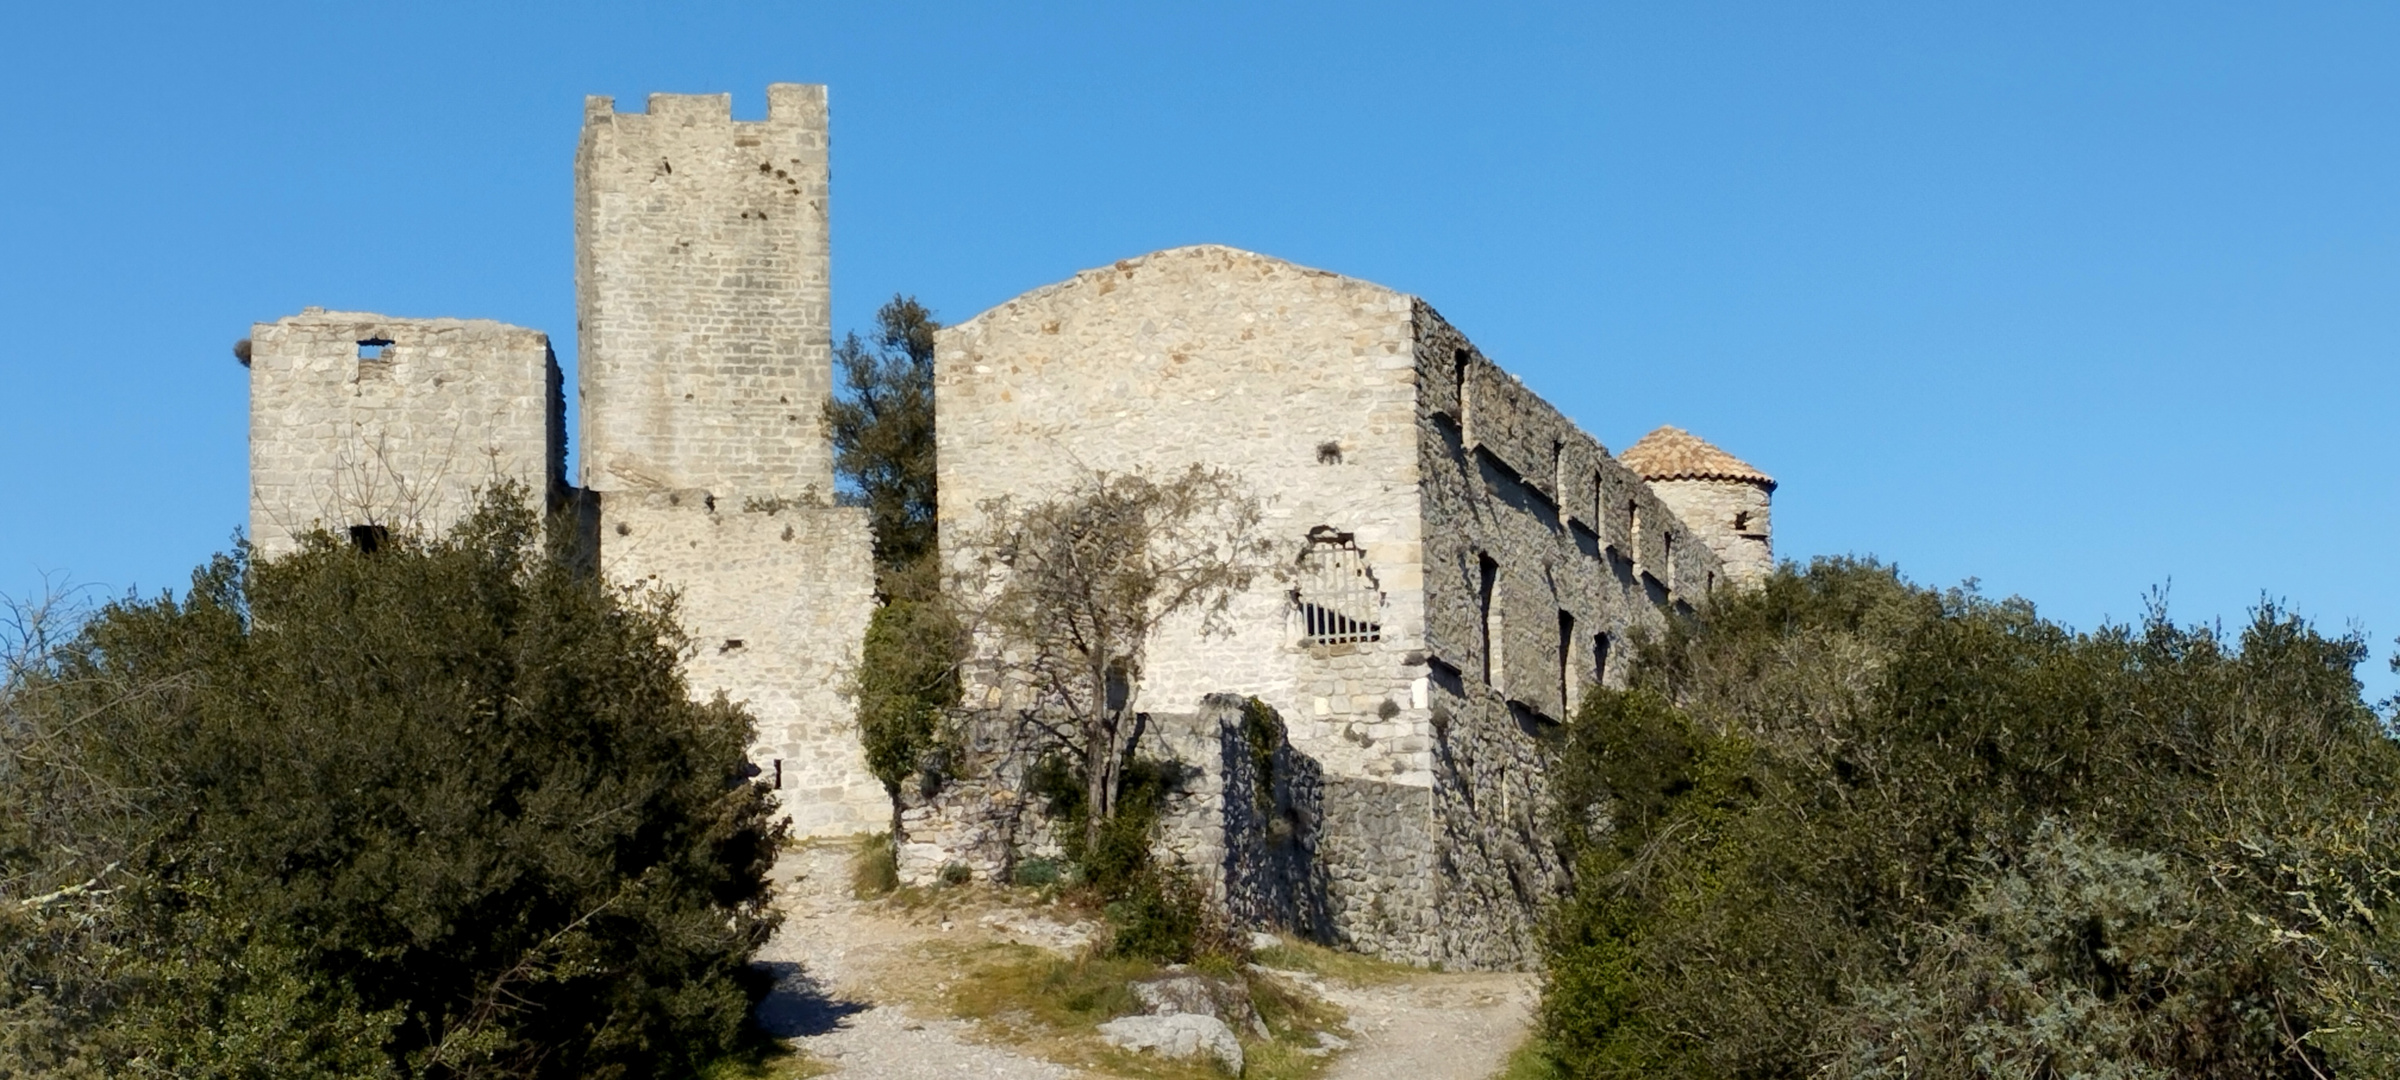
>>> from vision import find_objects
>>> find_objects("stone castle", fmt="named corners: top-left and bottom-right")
top-left (243, 84), bottom-right (1776, 969)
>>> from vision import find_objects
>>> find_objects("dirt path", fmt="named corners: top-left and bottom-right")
top-left (1306, 972), bottom-right (1535, 1080)
top-left (753, 843), bottom-right (1536, 1079)
top-left (753, 843), bottom-right (1082, 1079)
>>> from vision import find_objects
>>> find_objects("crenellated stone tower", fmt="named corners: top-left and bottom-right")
top-left (575, 86), bottom-right (884, 837)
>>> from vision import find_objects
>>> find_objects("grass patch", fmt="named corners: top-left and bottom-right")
top-left (699, 1043), bottom-right (834, 1079)
top-left (1249, 934), bottom-right (1427, 986)
top-left (1493, 1036), bottom-right (1562, 1080)
top-left (849, 832), bottom-right (900, 899)
top-left (897, 939), bottom-right (1345, 1080)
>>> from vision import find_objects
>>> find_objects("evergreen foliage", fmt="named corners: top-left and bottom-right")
top-left (829, 295), bottom-right (963, 801)
top-left (0, 492), bottom-right (784, 1078)
top-left (1540, 558), bottom-right (2400, 1079)
top-left (825, 295), bottom-right (940, 577)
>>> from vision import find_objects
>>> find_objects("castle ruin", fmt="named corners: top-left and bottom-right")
top-left (243, 84), bottom-right (1776, 968)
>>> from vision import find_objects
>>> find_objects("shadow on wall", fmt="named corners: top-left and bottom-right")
top-left (1200, 694), bottom-right (1335, 940)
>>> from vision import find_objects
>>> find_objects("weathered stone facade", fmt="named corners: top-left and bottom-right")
top-left (910, 246), bottom-right (1777, 968)
top-left (246, 85), bottom-right (882, 838)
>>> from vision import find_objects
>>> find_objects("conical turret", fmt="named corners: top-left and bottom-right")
top-left (1620, 426), bottom-right (1775, 588)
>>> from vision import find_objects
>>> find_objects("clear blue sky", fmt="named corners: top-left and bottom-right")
top-left (3, 2), bottom-right (2394, 701)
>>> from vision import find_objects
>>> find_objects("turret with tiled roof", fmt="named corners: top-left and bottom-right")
top-left (1622, 426), bottom-right (1776, 589)
top-left (1620, 425), bottom-right (1776, 490)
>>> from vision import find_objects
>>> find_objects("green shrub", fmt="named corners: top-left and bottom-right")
top-left (850, 834), bottom-right (901, 899)
top-left (1011, 857), bottom-right (1065, 887)
top-left (1538, 558), bottom-right (2400, 1079)
top-left (0, 489), bottom-right (784, 1078)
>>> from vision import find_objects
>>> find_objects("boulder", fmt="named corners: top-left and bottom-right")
top-left (1098, 1012), bottom-right (1244, 1074)
top-left (1132, 972), bottom-right (1268, 1039)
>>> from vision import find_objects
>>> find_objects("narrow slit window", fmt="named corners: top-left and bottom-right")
top-left (1558, 610), bottom-right (1578, 718)
top-left (1296, 528), bottom-right (1382, 645)
top-left (1593, 632), bottom-right (1612, 689)
top-left (1478, 554), bottom-right (1503, 691)
top-left (1454, 348), bottom-right (1471, 424)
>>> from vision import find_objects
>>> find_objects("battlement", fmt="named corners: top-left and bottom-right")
top-left (581, 83), bottom-right (827, 131)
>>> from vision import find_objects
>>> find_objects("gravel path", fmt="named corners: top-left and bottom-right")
top-left (1310, 972), bottom-right (1536, 1080)
top-left (752, 842), bottom-right (1536, 1079)
top-left (753, 844), bottom-right (1080, 1079)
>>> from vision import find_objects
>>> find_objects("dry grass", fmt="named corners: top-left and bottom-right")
top-left (1248, 933), bottom-right (1429, 987)
top-left (847, 832), bottom-right (900, 899)
top-left (700, 1044), bottom-right (835, 1080)
top-left (876, 938), bottom-right (1347, 1080)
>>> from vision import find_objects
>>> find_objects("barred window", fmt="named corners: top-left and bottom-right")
top-left (1297, 528), bottom-right (1382, 645)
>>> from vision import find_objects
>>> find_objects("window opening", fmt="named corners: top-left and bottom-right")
top-left (1105, 661), bottom-right (1132, 712)
top-left (1559, 610), bottom-right (1578, 718)
top-left (1593, 632), bottom-right (1613, 689)
top-left (1454, 348), bottom-right (1471, 420)
top-left (1478, 554), bottom-right (1503, 692)
top-left (772, 758), bottom-right (785, 789)
top-left (347, 524), bottom-right (388, 554)
top-left (1296, 527), bottom-right (1383, 645)
top-left (357, 337), bottom-right (394, 361)
top-left (1627, 501), bottom-right (1641, 561)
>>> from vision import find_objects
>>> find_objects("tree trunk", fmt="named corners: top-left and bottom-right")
top-left (1085, 662), bottom-right (1114, 852)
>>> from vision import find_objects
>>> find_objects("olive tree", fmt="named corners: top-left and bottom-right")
top-left (963, 465), bottom-right (1272, 848)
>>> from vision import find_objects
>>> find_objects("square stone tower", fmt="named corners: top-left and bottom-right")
top-left (576, 84), bottom-right (833, 496)
top-left (575, 86), bottom-right (883, 837)
top-left (247, 311), bottom-right (561, 558)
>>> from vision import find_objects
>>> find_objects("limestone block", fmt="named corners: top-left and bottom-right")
top-left (1097, 1014), bottom-right (1243, 1074)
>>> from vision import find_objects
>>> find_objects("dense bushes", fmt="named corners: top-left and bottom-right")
top-left (0, 493), bottom-right (784, 1078)
top-left (1540, 558), bottom-right (2400, 1078)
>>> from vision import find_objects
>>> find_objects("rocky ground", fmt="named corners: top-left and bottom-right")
top-left (752, 842), bottom-right (1536, 1079)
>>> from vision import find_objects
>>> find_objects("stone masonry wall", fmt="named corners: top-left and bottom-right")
top-left (1404, 304), bottom-right (1727, 969)
top-left (935, 246), bottom-right (1435, 785)
top-left (575, 84), bottom-right (880, 836)
top-left (249, 310), bottom-right (559, 557)
top-left (1647, 478), bottom-right (1774, 590)
top-left (576, 85), bottom-right (834, 497)
top-left (918, 248), bottom-right (1739, 970)
top-left (596, 492), bottom-right (884, 837)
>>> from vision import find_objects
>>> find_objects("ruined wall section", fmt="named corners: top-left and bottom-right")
top-left (1403, 303), bottom-right (1727, 969)
top-left (935, 246), bottom-right (1434, 784)
top-left (1414, 303), bottom-right (1718, 718)
top-left (576, 85), bottom-right (833, 496)
top-left (248, 310), bottom-right (559, 558)
top-left (599, 495), bottom-right (883, 835)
